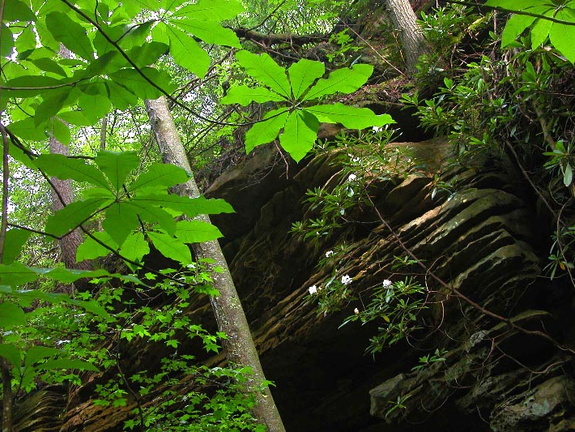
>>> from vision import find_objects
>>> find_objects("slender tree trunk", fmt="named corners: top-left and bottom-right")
top-left (385, 0), bottom-right (427, 74)
top-left (145, 96), bottom-right (286, 432)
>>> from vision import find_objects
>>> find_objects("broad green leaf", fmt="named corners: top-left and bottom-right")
top-left (126, 202), bottom-right (176, 235)
top-left (279, 111), bottom-right (319, 162)
top-left (25, 346), bottom-right (60, 367)
top-left (288, 59), bottom-right (325, 99)
top-left (45, 198), bottom-right (110, 236)
top-left (119, 231), bottom-right (149, 264)
top-left (95, 151), bottom-right (140, 192)
top-left (175, 220), bottom-right (222, 243)
top-left (165, 25), bottom-right (210, 77)
top-left (49, 118), bottom-right (72, 145)
top-left (564, 163), bottom-right (573, 187)
top-left (30, 57), bottom-right (68, 77)
top-left (4, 0), bottom-right (36, 21)
top-left (149, 232), bottom-right (192, 266)
top-left (8, 118), bottom-right (46, 141)
top-left (103, 203), bottom-right (140, 246)
top-left (35, 154), bottom-right (110, 189)
top-left (45, 12), bottom-right (94, 60)
top-left (530, 18), bottom-right (552, 49)
top-left (108, 68), bottom-right (175, 100)
top-left (304, 64), bottom-right (373, 100)
top-left (1, 26), bottom-right (14, 57)
top-left (39, 358), bottom-right (99, 372)
top-left (106, 81), bottom-right (139, 110)
top-left (0, 302), bottom-right (27, 328)
top-left (236, 51), bottom-right (291, 97)
top-left (173, 18), bottom-right (241, 48)
top-left (77, 232), bottom-right (117, 261)
top-left (57, 110), bottom-right (92, 126)
top-left (2, 75), bottom-right (64, 97)
top-left (129, 163), bottom-right (190, 192)
top-left (0, 344), bottom-right (21, 368)
top-left (3, 229), bottom-right (33, 265)
top-left (78, 93), bottom-right (112, 124)
top-left (119, 21), bottom-right (155, 50)
top-left (221, 85), bottom-right (286, 106)
top-left (133, 194), bottom-right (234, 217)
top-left (126, 42), bottom-right (169, 68)
top-left (34, 91), bottom-right (70, 125)
top-left (307, 104), bottom-right (395, 129)
top-left (14, 26), bottom-right (36, 54)
top-left (245, 108), bottom-right (290, 153)
top-left (550, 11), bottom-right (575, 63)
top-left (171, 0), bottom-right (244, 21)
top-left (44, 267), bottom-right (112, 283)
top-left (501, 14), bottom-right (536, 47)
top-left (69, 298), bottom-right (112, 319)
top-left (0, 263), bottom-right (38, 286)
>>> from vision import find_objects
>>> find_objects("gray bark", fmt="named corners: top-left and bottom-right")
top-left (145, 96), bottom-right (286, 432)
top-left (385, 0), bottom-right (427, 74)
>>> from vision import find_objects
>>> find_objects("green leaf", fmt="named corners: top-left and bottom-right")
top-left (501, 14), bottom-right (536, 47)
top-left (172, 18), bottom-right (241, 48)
top-left (45, 198), bottom-right (110, 236)
top-left (45, 12), bottom-right (94, 60)
top-left (530, 18), bottom-right (552, 48)
top-left (70, 298), bottom-right (111, 319)
top-left (2, 75), bottom-right (64, 97)
top-left (175, 220), bottom-right (222, 243)
top-left (30, 57), bottom-right (68, 77)
top-left (78, 93), bottom-right (112, 124)
top-left (149, 232), bottom-right (192, 266)
top-left (39, 358), bottom-right (99, 372)
top-left (77, 232), bottom-right (117, 261)
top-left (245, 108), bottom-right (289, 153)
top-left (171, 0), bottom-right (244, 21)
top-left (3, 229), bottom-right (33, 265)
top-left (304, 64), bottom-right (373, 100)
top-left (1, 26), bottom-right (14, 57)
top-left (279, 111), bottom-right (319, 162)
top-left (119, 231), bottom-right (149, 264)
top-left (165, 25), bottom-right (211, 77)
top-left (8, 118), bottom-right (47, 141)
top-left (0, 263), bottom-right (38, 286)
top-left (95, 151), bottom-right (140, 192)
top-left (0, 344), bottom-right (22, 368)
top-left (48, 118), bottom-right (72, 145)
top-left (221, 85), bottom-right (286, 106)
top-left (129, 163), bottom-right (190, 192)
top-left (126, 202), bottom-right (177, 235)
top-left (132, 194), bottom-right (234, 217)
top-left (126, 42), bottom-right (169, 68)
top-left (35, 154), bottom-right (110, 189)
top-left (0, 302), bottom-right (27, 328)
top-left (236, 51), bottom-right (291, 97)
top-left (307, 104), bottom-right (395, 129)
top-left (108, 68), bottom-right (175, 100)
top-left (288, 59), bottom-right (325, 99)
top-left (564, 163), bottom-right (573, 187)
top-left (549, 20), bottom-right (575, 63)
top-left (34, 91), bottom-right (70, 125)
top-left (25, 346), bottom-right (60, 367)
top-left (103, 203), bottom-right (140, 246)
top-left (106, 81), bottom-right (139, 110)
top-left (4, 0), bottom-right (36, 21)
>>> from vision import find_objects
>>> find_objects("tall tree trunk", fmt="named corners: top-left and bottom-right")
top-left (145, 96), bottom-right (286, 432)
top-left (385, 0), bottom-right (427, 74)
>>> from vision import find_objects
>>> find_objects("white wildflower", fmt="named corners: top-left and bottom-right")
top-left (308, 285), bottom-right (318, 295)
top-left (325, 250), bottom-right (334, 258)
top-left (347, 173), bottom-right (357, 182)
top-left (382, 279), bottom-right (393, 287)
top-left (354, 307), bottom-right (360, 315)
top-left (341, 275), bottom-right (353, 285)
top-left (372, 126), bottom-right (383, 133)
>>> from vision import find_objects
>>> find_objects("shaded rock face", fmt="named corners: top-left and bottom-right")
top-left (20, 138), bottom-right (573, 431)
top-left (204, 138), bottom-right (571, 432)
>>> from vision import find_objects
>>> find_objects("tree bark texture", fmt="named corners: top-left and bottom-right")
top-left (145, 96), bottom-right (286, 432)
top-left (385, 0), bottom-right (427, 74)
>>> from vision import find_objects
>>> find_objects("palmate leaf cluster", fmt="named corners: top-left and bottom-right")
top-left (222, 51), bottom-right (394, 161)
top-left (487, 0), bottom-right (575, 62)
